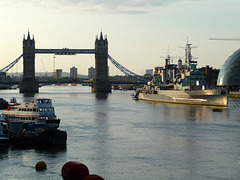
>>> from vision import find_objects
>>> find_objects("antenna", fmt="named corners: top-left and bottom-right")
top-left (166, 46), bottom-right (172, 57)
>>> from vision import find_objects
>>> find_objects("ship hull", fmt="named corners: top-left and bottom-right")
top-left (137, 89), bottom-right (228, 107)
top-left (9, 130), bottom-right (67, 147)
top-left (0, 137), bottom-right (9, 146)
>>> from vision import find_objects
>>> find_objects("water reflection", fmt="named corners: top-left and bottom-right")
top-left (95, 93), bottom-right (108, 100)
top-left (149, 102), bottom-right (228, 122)
top-left (0, 146), bottom-right (9, 160)
top-left (93, 94), bottom-right (110, 176)
top-left (10, 145), bottom-right (66, 153)
top-left (23, 93), bottom-right (35, 98)
top-left (34, 146), bottom-right (67, 157)
top-left (183, 106), bottom-right (205, 121)
top-left (22, 93), bottom-right (36, 103)
top-left (181, 137), bottom-right (199, 179)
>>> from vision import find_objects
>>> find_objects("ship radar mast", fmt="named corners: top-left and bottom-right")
top-left (160, 47), bottom-right (176, 68)
top-left (180, 37), bottom-right (198, 69)
top-left (160, 47), bottom-right (177, 83)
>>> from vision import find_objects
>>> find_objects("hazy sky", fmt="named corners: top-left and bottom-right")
top-left (0, 0), bottom-right (239, 76)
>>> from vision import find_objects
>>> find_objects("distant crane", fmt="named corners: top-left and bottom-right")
top-left (41, 58), bottom-right (48, 76)
top-left (209, 38), bottom-right (240, 41)
top-left (53, 55), bottom-right (56, 78)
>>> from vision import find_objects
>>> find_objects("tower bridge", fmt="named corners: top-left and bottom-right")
top-left (20, 31), bottom-right (111, 93)
top-left (0, 31), bottom-right (148, 93)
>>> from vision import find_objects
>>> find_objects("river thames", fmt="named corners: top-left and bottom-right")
top-left (0, 85), bottom-right (240, 179)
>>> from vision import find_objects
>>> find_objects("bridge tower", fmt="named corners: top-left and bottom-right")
top-left (92, 32), bottom-right (111, 92)
top-left (20, 32), bottom-right (39, 93)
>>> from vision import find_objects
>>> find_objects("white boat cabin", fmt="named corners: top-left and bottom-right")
top-left (2, 98), bottom-right (57, 122)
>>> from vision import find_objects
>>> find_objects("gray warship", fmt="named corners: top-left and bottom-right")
top-left (134, 41), bottom-right (228, 107)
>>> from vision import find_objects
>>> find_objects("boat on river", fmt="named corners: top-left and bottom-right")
top-left (134, 85), bottom-right (227, 107)
top-left (9, 97), bottom-right (21, 107)
top-left (1, 98), bottom-right (67, 146)
top-left (134, 41), bottom-right (228, 107)
top-left (0, 116), bottom-right (9, 145)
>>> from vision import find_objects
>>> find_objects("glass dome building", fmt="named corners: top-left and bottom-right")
top-left (217, 49), bottom-right (240, 86)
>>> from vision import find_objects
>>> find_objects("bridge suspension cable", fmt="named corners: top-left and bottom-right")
top-left (0, 53), bottom-right (149, 83)
top-left (108, 54), bottom-right (149, 82)
top-left (0, 54), bottom-right (23, 72)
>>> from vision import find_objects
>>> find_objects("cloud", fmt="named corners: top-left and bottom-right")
top-left (1, 0), bottom-right (179, 14)
top-left (71, 0), bottom-right (179, 14)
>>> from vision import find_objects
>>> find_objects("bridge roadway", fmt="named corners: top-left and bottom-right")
top-left (35, 49), bottom-right (96, 55)
top-left (0, 81), bottom-right (147, 85)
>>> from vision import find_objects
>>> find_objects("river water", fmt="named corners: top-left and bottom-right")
top-left (0, 85), bottom-right (240, 180)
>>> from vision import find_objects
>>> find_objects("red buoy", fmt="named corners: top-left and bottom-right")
top-left (61, 161), bottom-right (89, 180)
top-left (82, 174), bottom-right (104, 180)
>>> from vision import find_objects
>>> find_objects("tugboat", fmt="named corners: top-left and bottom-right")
top-left (2, 98), bottom-right (67, 146)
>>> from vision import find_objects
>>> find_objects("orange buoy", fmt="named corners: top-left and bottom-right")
top-left (82, 174), bottom-right (105, 180)
top-left (35, 161), bottom-right (47, 171)
top-left (61, 161), bottom-right (89, 180)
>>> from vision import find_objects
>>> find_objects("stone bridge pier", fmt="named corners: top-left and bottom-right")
top-left (20, 32), bottom-right (39, 93)
top-left (92, 32), bottom-right (111, 93)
